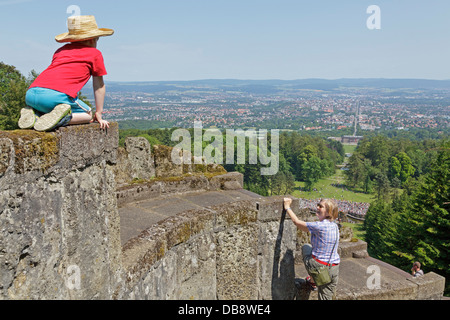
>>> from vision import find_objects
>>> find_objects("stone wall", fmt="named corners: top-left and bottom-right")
top-left (119, 196), bottom-right (299, 300)
top-left (113, 137), bottom-right (227, 186)
top-left (114, 136), bottom-right (234, 206)
top-left (0, 124), bottom-right (123, 300)
top-left (0, 125), bottom-right (298, 300)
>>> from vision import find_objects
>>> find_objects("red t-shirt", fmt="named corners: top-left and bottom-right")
top-left (29, 43), bottom-right (107, 98)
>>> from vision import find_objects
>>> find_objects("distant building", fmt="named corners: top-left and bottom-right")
top-left (328, 136), bottom-right (364, 144)
top-left (341, 136), bottom-right (364, 144)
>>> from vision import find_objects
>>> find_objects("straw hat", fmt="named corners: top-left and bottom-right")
top-left (55, 15), bottom-right (114, 43)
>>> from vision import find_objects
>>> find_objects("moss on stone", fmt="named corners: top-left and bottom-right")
top-left (0, 130), bottom-right (60, 174)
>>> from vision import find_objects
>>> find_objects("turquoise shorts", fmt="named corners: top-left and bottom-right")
top-left (26, 87), bottom-right (92, 114)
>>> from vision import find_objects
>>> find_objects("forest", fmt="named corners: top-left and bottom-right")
top-left (347, 135), bottom-right (449, 296)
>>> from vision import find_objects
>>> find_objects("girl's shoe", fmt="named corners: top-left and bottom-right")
top-left (34, 104), bottom-right (72, 132)
top-left (18, 107), bottom-right (38, 129)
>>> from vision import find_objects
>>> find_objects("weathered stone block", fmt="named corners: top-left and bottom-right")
top-left (153, 144), bottom-right (183, 178)
top-left (175, 233), bottom-right (217, 300)
top-left (408, 272), bottom-right (446, 300)
top-left (0, 124), bottom-right (122, 300)
top-left (258, 218), bottom-right (297, 300)
top-left (124, 137), bottom-right (155, 181)
top-left (179, 209), bottom-right (215, 238)
top-left (339, 239), bottom-right (368, 259)
top-left (116, 181), bottom-right (162, 206)
top-left (0, 131), bottom-right (59, 176)
top-left (215, 224), bottom-right (259, 300)
top-left (58, 123), bottom-right (118, 169)
top-left (257, 195), bottom-right (299, 222)
top-left (121, 226), bottom-right (167, 288)
top-left (209, 171), bottom-right (243, 191)
top-left (214, 200), bottom-right (258, 229)
top-left (159, 175), bottom-right (209, 195)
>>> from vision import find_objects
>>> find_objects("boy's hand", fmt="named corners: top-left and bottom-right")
top-left (92, 112), bottom-right (110, 129)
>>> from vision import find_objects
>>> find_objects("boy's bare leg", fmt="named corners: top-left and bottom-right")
top-left (69, 112), bottom-right (92, 125)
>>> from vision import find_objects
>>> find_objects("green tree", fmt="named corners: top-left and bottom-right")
top-left (294, 144), bottom-right (317, 180)
top-left (403, 143), bottom-right (449, 295)
top-left (0, 62), bottom-right (31, 130)
top-left (346, 153), bottom-right (374, 193)
top-left (397, 152), bottom-right (415, 183)
top-left (390, 152), bottom-right (415, 185)
top-left (267, 153), bottom-right (296, 196)
top-left (374, 172), bottom-right (390, 201)
top-left (389, 156), bottom-right (402, 181)
top-left (283, 171), bottom-right (296, 195)
top-left (366, 141), bottom-right (449, 296)
top-left (345, 153), bottom-right (365, 188)
top-left (138, 133), bottom-right (162, 147)
top-left (301, 155), bottom-right (323, 191)
top-left (268, 171), bottom-right (285, 196)
top-left (362, 158), bottom-right (375, 193)
top-left (361, 136), bottom-right (391, 171)
top-left (364, 200), bottom-right (398, 262)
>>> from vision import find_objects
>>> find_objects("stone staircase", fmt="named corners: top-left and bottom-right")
top-left (294, 240), bottom-right (445, 300)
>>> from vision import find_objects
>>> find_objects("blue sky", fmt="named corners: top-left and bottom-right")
top-left (1, 0), bottom-right (449, 81)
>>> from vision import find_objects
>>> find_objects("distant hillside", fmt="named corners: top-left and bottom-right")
top-left (99, 78), bottom-right (450, 95)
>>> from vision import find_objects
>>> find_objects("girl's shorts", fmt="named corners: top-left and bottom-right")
top-left (26, 87), bottom-right (92, 114)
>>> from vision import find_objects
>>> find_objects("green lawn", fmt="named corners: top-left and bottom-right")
top-left (342, 222), bottom-right (366, 241)
top-left (292, 143), bottom-right (369, 242)
top-left (291, 143), bottom-right (375, 203)
top-left (343, 144), bottom-right (357, 154)
top-left (291, 169), bottom-right (375, 203)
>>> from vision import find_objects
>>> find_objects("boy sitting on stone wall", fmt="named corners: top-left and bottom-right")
top-left (19, 15), bottom-right (113, 131)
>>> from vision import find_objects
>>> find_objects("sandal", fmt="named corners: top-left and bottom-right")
top-left (18, 107), bottom-right (38, 129)
top-left (33, 104), bottom-right (72, 132)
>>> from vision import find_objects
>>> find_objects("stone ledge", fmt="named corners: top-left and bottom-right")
top-left (339, 239), bottom-right (368, 259)
top-left (256, 195), bottom-right (300, 222)
top-left (295, 255), bottom-right (446, 300)
top-left (116, 172), bottom-right (244, 206)
top-left (58, 123), bottom-right (118, 168)
top-left (121, 200), bottom-right (257, 288)
top-left (114, 137), bottom-right (228, 186)
top-left (407, 272), bottom-right (446, 300)
top-left (0, 123), bottom-right (118, 181)
top-left (119, 193), bottom-right (297, 300)
top-left (0, 130), bottom-right (60, 176)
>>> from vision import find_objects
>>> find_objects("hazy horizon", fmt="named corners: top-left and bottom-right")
top-left (103, 77), bottom-right (450, 83)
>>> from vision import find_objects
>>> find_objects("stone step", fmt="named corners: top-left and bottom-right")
top-left (119, 188), bottom-right (263, 245)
